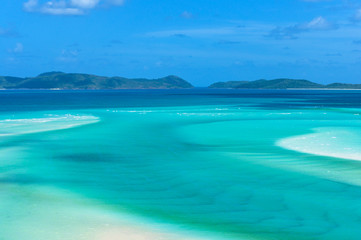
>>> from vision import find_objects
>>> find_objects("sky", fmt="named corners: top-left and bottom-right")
top-left (1, 0), bottom-right (361, 86)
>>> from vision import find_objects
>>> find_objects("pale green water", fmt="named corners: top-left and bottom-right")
top-left (1, 89), bottom-right (361, 239)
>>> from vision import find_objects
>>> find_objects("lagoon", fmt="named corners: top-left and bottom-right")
top-left (1, 89), bottom-right (361, 240)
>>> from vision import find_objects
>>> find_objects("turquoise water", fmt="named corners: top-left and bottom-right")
top-left (1, 89), bottom-right (361, 240)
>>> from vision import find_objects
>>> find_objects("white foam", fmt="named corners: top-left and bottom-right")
top-left (0, 114), bottom-right (99, 137)
top-left (277, 127), bottom-right (361, 161)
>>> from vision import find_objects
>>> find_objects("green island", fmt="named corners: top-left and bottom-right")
top-left (1, 73), bottom-right (361, 89)
top-left (209, 78), bottom-right (361, 89)
top-left (0, 72), bottom-right (193, 89)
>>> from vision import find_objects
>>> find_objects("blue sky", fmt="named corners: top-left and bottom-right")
top-left (1, 0), bottom-right (361, 86)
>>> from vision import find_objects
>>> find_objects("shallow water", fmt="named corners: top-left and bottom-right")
top-left (1, 89), bottom-right (361, 240)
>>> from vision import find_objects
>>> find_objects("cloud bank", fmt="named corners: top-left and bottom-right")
top-left (267, 16), bottom-right (337, 39)
top-left (23, 0), bottom-right (125, 15)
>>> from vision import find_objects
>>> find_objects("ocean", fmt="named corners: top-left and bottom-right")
top-left (1, 89), bottom-right (361, 240)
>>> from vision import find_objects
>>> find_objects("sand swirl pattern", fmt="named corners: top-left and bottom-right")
top-left (1, 90), bottom-right (361, 240)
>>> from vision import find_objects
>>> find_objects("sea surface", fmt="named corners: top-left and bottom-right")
top-left (1, 89), bottom-right (361, 240)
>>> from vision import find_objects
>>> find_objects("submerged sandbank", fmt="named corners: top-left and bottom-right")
top-left (0, 184), bottom-right (233, 240)
top-left (0, 113), bottom-right (99, 137)
top-left (277, 127), bottom-right (361, 161)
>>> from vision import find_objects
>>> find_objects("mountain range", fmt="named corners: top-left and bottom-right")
top-left (0, 73), bottom-right (360, 89)
top-left (0, 72), bottom-right (193, 89)
top-left (209, 78), bottom-right (361, 89)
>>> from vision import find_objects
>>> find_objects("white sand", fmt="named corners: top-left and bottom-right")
top-left (0, 184), bottom-right (213, 240)
top-left (277, 127), bottom-right (361, 161)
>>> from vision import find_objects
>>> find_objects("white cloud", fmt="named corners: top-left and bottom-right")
top-left (57, 49), bottom-right (79, 62)
top-left (181, 11), bottom-right (193, 19)
top-left (70, 0), bottom-right (99, 9)
top-left (23, 0), bottom-right (124, 15)
top-left (267, 17), bottom-right (337, 39)
top-left (42, 7), bottom-right (83, 15)
top-left (353, 9), bottom-right (361, 21)
top-left (14, 43), bottom-right (24, 53)
top-left (106, 0), bottom-right (124, 5)
top-left (23, 0), bottom-right (38, 11)
top-left (23, 0), bottom-right (84, 15)
top-left (147, 27), bottom-right (237, 38)
top-left (0, 27), bottom-right (18, 37)
top-left (8, 43), bottom-right (24, 54)
top-left (303, 17), bottom-right (335, 30)
top-left (301, 0), bottom-right (329, 2)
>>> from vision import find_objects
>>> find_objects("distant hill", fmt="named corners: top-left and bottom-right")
top-left (0, 72), bottom-right (194, 89)
top-left (325, 83), bottom-right (361, 89)
top-left (2, 73), bottom-right (360, 90)
top-left (209, 78), bottom-right (361, 89)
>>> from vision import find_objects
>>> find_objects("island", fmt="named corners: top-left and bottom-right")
top-left (0, 72), bottom-right (194, 89)
top-left (209, 78), bottom-right (361, 89)
top-left (1, 73), bottom-right (361, 90)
